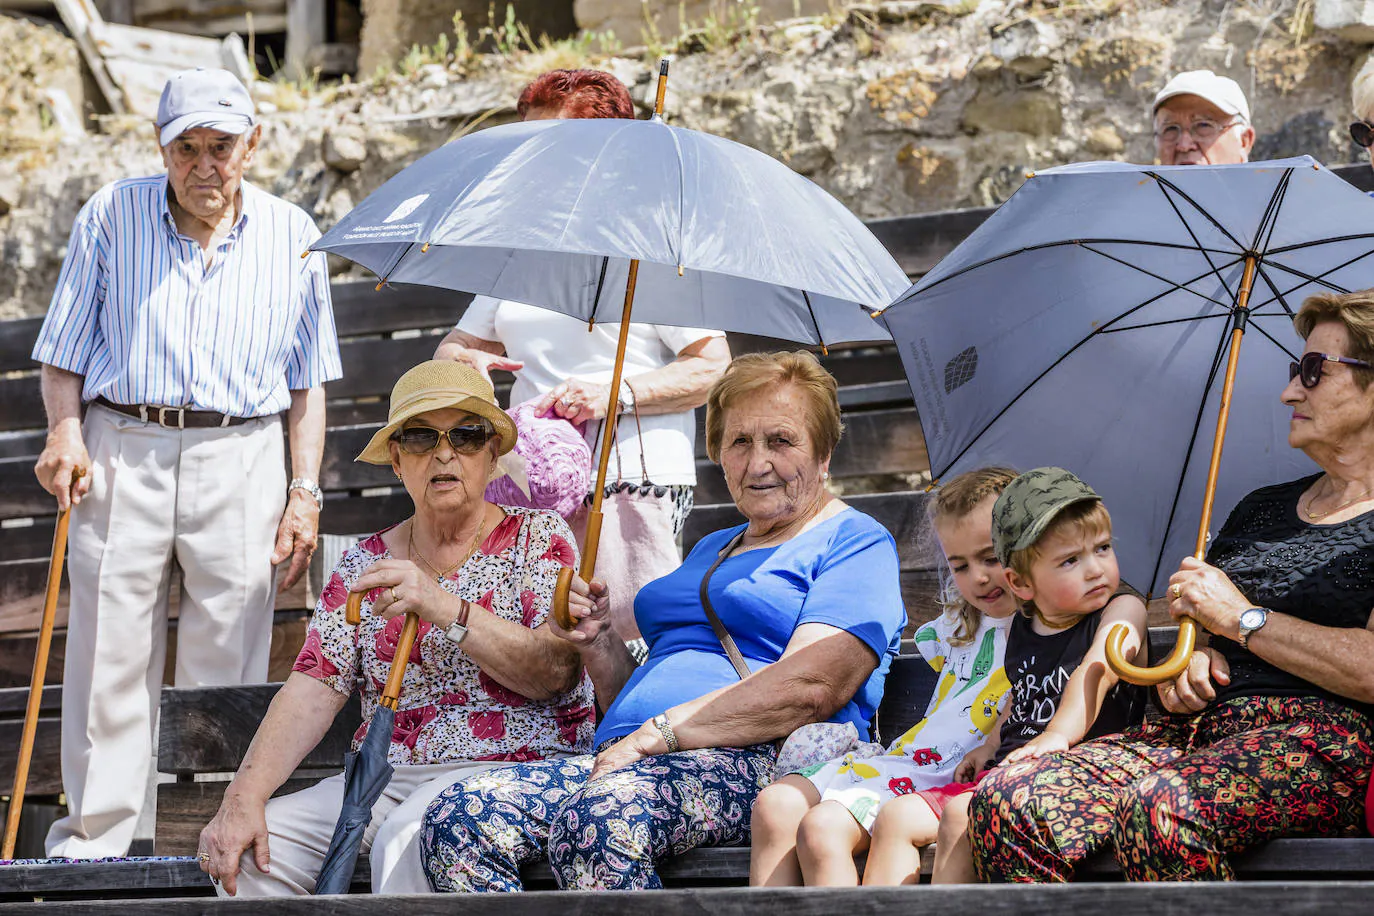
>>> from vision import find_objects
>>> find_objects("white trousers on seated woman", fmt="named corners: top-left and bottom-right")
top-left (223, 760), bottom-right (500, 896)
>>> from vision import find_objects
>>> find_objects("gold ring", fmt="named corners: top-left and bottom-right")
top-left (198, 853), bottom-right (210, 862)
top-left (390, 587), bottom-right (399, 603)
top-left (1171, 583), bottom-right (1182, 599)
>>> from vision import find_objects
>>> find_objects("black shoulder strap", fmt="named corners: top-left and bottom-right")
top-left (698, 531), bottom-right (751, 681)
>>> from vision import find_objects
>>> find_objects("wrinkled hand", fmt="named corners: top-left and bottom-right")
top-left (588, 721), bottom-right (663, 782)
top-left (1167, 557), bottom-right (1252, 642)
top-left (34, 421), bottom-right (90, 511)
top-left (1157, 647), bottom-right (1231, 714)
top-left (198, 790), bottom-right (270, 896)
top-left (353, 558), bottom-right (462, 628)
top-left (537, 378), bottom-right (611, 424)
top-left (272, 490), bottom-right (319, 592)
top-left (460, 349), bottom-right (525, 380)
top-left (1001, 731), bottom-right (1069, 767)
top-left (954, 745), bottom-right (992, 783)
top-left (546, 576), bottom-right (613, 648)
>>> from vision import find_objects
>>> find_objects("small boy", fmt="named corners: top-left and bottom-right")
top-left (929, 467), bottom-right (1149, 882)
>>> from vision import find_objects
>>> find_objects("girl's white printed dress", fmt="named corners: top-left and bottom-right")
top-left (799, 613), bottom-right (1013, 830)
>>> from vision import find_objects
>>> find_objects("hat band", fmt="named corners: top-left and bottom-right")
top-left (389, 386), bottom-right (492, 422)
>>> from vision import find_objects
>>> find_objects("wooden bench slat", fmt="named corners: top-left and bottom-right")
top-left (330, 284), bottom-right (471, 338)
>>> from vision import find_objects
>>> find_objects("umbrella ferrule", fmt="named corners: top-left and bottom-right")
top-left (1232, 305), bottom-right (1251, 332)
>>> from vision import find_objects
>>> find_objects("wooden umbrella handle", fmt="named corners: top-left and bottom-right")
top-left (4, 466), bottom-right (85, 860)
top-left (341, 591), bottom-right (418, 711)
top-left (552, 511), bottom-right (602, 631)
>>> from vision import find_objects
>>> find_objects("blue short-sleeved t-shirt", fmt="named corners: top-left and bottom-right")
top-left (595, 508), bottom-right (907, 746)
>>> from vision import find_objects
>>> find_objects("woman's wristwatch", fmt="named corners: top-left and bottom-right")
top-left (651, 713), bottom-right (679, 753)
top-left (1237, 606), bottom-right (1269, 649)
top-left (443, 599), bottom-right (473, 646)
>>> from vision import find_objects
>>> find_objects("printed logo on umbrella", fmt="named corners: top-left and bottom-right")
top-left (384, 194), bottom-right (430, 224)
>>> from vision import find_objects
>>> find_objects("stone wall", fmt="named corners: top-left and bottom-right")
top-left (358, 0), bottom-right (579, 73)
top-left (3, 0), bottom-right (1373, 318)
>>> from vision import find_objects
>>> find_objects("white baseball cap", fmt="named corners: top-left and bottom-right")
top-left (155, 68), bottom-right (256, 147)
top-left (1152, 70), bottom-right (1251, 123)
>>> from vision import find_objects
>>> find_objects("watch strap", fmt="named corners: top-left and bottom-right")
top-left (289, 477), bottom-right (323, 506)
top-left (652, 713), bottom-right (680, 753)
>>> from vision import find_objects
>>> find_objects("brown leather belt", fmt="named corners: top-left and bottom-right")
top-left (94, 396), bottom-right (253, 429)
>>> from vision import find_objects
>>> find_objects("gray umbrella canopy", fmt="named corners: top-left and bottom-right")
top-left (880, 157), bottom-right (1374, 597)
top-left (313, 116), bottom-right (908, 346)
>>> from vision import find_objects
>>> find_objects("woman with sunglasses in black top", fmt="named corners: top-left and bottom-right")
top-left (970, 290), bottom-right (1374, 882)
top-left (199, 360), bottom-right (600, 896)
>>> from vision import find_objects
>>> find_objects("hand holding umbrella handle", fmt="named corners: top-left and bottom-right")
top-left (1106, 618), bottom-right (1197, 686)
top-left (4, 466), bottom-right (85, 860)
top-left (553, 511), bottom-right (602, 631)
top-left (341, 591), bottom-right (419, 709)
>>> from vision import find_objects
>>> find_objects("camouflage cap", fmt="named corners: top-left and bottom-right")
top-left (991, 467), bottom-right (1101, 566)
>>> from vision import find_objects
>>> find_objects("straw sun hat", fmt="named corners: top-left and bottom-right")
top-left (357, 360), bottom-right (518, 465)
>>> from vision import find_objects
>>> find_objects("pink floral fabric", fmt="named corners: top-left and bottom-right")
top-left (292, 506), bottom-right (595, 766)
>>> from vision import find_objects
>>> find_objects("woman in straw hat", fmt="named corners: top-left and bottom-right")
top-left (197, 361), bottom-right (597, 896)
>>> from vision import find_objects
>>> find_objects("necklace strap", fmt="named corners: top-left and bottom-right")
top-left (1032, 606), bottom-right (1076, 631)
top-left (409, 515), bottom-right (487, 581)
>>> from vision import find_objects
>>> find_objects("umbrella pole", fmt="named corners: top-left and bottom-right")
top-left (553, 260), bottom-right (642, 630)
top-left (3, 468), bottom-right (84, 859)
top-left (1106, 255), bottom-right (1258, 686)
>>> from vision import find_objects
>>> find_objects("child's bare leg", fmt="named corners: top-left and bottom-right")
top-left (861, 794), bottom-right (940, 886)
top-left (796, 800), bottom-right (869, 887)
top-left (750, 775), bottom-right (821, 886)
top-left (931, 791), bottom-right (977, 884)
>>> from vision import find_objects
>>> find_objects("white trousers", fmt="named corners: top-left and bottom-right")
top-left (225, 760), bottom-right (502, 896)
top-left (46, 404), bottom-right (285, 857)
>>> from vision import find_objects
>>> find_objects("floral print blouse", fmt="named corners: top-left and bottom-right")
top-left (292, 506), bottom-right (596, 766)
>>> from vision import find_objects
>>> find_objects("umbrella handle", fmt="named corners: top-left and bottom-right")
top-left (4, 466), bottom-right (85, 860)
top-left (345, 591), bottom-right (363, 626)
top-left (552, 510), bottom-right (603, 631)
top-left (1105, 618), bottom-right (1197, 686)
top-left (380, 612), bottom-right (421, 710)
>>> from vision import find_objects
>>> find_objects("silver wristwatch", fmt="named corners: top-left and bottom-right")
top-left (1237, 607), bottom-right (1269, 649)
top-left (288, 477), bottom-right (323, 506)
top-left (443, 618), bottom-right (471, 645)
top-left (616, 380), bottom-right (636, 415)
top-left (651, 713), bottom-right (679, 753)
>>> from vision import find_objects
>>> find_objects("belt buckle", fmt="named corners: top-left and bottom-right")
top-left (157, 406), bottom-right (186, 429)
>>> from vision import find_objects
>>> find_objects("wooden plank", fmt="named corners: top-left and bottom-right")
top-left (155, 776), bottom-right (334, 856)
top-left (0, 317), bottom-right (43, 373)
top-left (0, 684), bottom-right (61, 718)
top-left (326, 334), bottom-right (449, 401)
top-left (330, 284), bottom-right (471, 338)
top-left (0, 717), bottom-right (62, 794)
top-left (157, 683), bottom-right (361, 774)
top-left (0, 375), bottom-right (44, 432)
top-left (52, 0), bottom-right (126, 115)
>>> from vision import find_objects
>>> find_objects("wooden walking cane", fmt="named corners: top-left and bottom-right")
top-left (344, 593), bottom-right (419, 710)
top-left (551, 60), bottom-right (671, 631)
top-left (1105, 255), bottom-right (1259, 686)
top-left (4, 466), bottom-right (86, 859)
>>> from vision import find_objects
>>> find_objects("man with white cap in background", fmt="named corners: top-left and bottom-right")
top-left (31, 67), bottom-right (342, 857)
top-left (1151, 69), bottom-right (1256, 166)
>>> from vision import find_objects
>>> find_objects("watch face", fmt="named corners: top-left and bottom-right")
top-left (1240, 608), bottom-right (1266, 629)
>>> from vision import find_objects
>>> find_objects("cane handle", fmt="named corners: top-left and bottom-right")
top-left (345, 591), bottom-right (363, 626)
top-left (1106, 617), bottom-right (1197, 686)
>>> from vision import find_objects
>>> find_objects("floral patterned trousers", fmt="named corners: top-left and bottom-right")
top-left (969, 696), bottom-right (1373, 881)
top-left (421, 744), bottom-right (776, 891)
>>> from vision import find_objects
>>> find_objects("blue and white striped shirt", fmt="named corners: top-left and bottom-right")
top-left (32, 176), bottom-right (342, 417)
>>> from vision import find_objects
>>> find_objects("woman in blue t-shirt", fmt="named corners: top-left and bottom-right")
top-left (419, 351), bottom-right (907, 892)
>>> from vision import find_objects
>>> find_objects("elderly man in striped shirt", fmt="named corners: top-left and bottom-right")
top-left (30, 68), bottom-right (343, 857)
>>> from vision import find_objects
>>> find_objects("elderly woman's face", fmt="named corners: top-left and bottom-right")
top-left (719, 384), bottom-right (831, 528)
top-left (1283, 321), bottom-right (1374, 453)
top-left (390, 407), bottom-right (497, 513)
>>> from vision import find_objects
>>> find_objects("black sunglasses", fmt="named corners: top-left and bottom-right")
top-left (1350, 119), bottom-right (1374, 149)
top-left (391, 423), bottom-right (493, 455)
top-left (1288, 351), bottom-right (1374, 389)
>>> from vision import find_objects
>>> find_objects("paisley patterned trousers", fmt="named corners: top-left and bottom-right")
top-left (421, 744), bottom-right (776, 891)
top-left (969, 696), bottom-right (1373, 881)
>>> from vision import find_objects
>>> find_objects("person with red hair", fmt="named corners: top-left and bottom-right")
top-left (517, 69), bottom-right (636, 120)
top-left (434, 69), bottom-right (730, 664)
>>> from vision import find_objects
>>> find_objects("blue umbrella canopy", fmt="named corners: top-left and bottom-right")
top-left (879, 157), bottom-right (1374, 599)
top-left (312, 116), bottom-right (909, 346)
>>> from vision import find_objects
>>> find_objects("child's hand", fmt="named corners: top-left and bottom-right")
top-left (1001, 731), bottom-right (1070, 766)
top-left (954, 746), bottom-right (991, 783)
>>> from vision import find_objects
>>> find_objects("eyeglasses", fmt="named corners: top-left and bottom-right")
top-left (1350, 119), bottom-right (1374, 149)
top-left (1288, 351), bottom-right (1374, 389)
top-left (1154, 118), bottom-right (1240, 146)
top-left (391, 423), bottom-right (493, 455)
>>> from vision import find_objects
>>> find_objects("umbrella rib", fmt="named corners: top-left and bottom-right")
top-left (899, 238), bottom-right (1238, 302)
top-left (1264, 232), bottom-right (1374, 256)
top-left (1245, 316), bottom-right (1303, 362)
top-left (553, 120), bottom-right (636, 251)
top-left (802, 290), bottom-right (827, 350)
top-left (1078, 244), bottom-right (1237, 309)
top-left (661, 121), bottom-right (688, 269)
top-left (1147, 171), bottom-right (1249, 253)
top-left (1252, 262), bottom-right (1297, 319)
top-left (933, 259), bottom-right (1238, 476)
top-left (1250, 167), bottom-right (1292, 255)
top-left (590, 256), bottom-right (610, 324)
top-left (1147, 317), bottom-right (1235, 592)
top-left (1245, 248), bottom-right (1370, 310)
top-left (1148, 178), bottom-right (1239, 303)
top-left (1097, 313), bottom-right (1231, 334)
